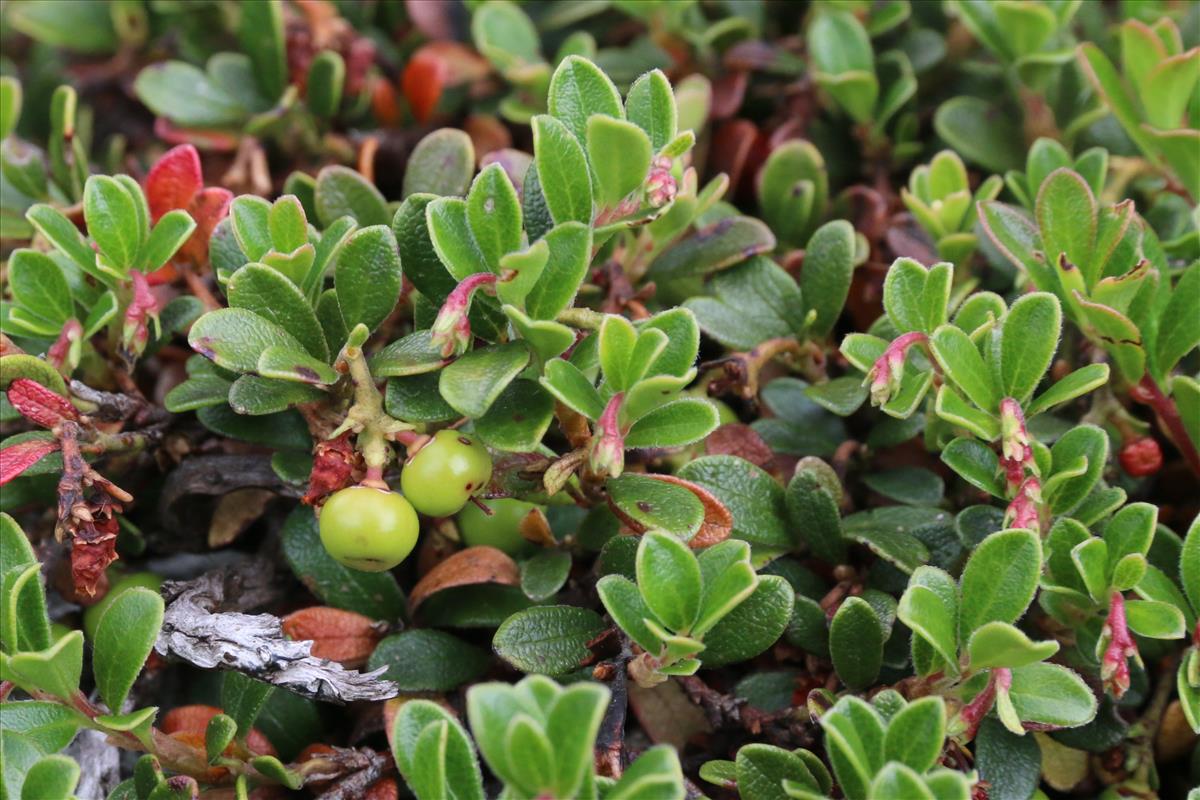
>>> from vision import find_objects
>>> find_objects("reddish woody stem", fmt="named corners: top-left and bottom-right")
top-left (1132, 374), bottom-right (1200, 476)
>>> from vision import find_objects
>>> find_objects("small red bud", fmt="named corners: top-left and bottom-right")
top-left (1119, 437), bottom-right (1162, 477)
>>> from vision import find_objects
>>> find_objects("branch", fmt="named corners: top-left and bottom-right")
top-left (156, 566), bottom-right (398, 704)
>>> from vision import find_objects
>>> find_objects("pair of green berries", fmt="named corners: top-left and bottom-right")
top-left (319, 430), bottom-right (501, 572)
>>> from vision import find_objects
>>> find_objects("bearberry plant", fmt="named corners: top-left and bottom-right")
top-left (1, 2), bottom-right (1198, 799)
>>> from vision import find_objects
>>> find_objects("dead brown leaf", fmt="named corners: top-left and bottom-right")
top-left (281, 607), bottom-right (387, 667)
top-left (705, 423), bottom-right (774, 468)
top-left (208, 488), bottom-right (275, 548)
top-left (408, 546), bottom-right (520, 614)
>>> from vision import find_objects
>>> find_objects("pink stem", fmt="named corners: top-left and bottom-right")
top-left (961, 667), bottom-right (1012, 740)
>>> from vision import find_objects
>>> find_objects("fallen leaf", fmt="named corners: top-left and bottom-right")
top-left (281, 606), bottom-right (386, 667)
top-left (705, 423), bottom-right (774, 468)
top-left (208, 488), bottom-right (276, 548)
top-left (162, 704), bottom-right (276, 756)
top-left (409, 546), bottom-right (519, 614)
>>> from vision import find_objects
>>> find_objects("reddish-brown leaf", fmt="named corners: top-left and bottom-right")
top-left (181, 185), bottom-right (233, 266)
top-left (145, 144), bottom-right (203, 221)
top-left (402, 48), bottom-right (448, 124)
top-left (7, 378), bottom-right (79, 429)
top-left (409, 546), bottom-right (519, 614)
top-left (0, 438), bottom-right (60, 485)
top-left (711, 71), bottom-right (749, 120)
top-left (162, 704), bottom-right (276, 756)
top-left (371, 77), bottom-right (402, 128)
top-left (365, 778), bottom-right (399, 800)
top-left (465, 114), bottom-right (512, 161)
top-left (281, 606), bottom-right (384, 667)
top-left (153, 118), bottom-right (240, 152)
top-left (709, 119), bottom-right (757, 195)
top-left (402, 42), bottom-right (490, 124)
top-left (705, 423), bottom-right (774, 468)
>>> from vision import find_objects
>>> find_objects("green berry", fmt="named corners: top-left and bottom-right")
top-left (458, 498), bottom-right (540, 556)
top-left (401, 430), bottom-right (493, 517)
top-left (319, 486), bottom-right (419, 572)
top-left (83, 571), bottom-right (163, 639)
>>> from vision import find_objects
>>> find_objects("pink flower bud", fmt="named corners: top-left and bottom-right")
top-left (1004, 476), bottom-right (1042, 531)
top-left (48, 319), bottom-right (83, 373)
top-left (645, 156), bottom-right (677, 208)
top-left (121, 270), bottom-right (160, 361)
top-left (431, 273), bottom-right (498, 358)
top-left (1100, 591), bottom-right (1138, 698)
top-left (999, 398), bottom-right (1032, 466)
top-left (864, 332), bottom-right (927, 407)
top-left (588, 393), bottom-right (626, 478)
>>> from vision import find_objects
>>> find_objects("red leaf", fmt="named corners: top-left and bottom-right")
top-left (0, 438), bottom-right (60, 485)
top-left (281, 607), bottom-right (383, 667)
top-left (162, 705), bottom-right (276, 756)
top-left (182, 186), bottom-right (233, 265)
top-left (402, 49), bottom-right (449, 124)
top-left (145, 144), bottom-right (203, 221)
top-left (705, 423), bottom-right (773, 468)
top-left (7, 378), bottom-right (79, 429)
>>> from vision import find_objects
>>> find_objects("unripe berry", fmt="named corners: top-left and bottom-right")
top-left (319, 487), bottom-right (419, 571)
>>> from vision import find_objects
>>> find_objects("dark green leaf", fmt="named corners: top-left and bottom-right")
top-left (403, 130), bottom-right (475, 199)
top-left (492, 605), bottom-right (606, 675)
top-left (829, 597), bottom-right (883, 691)
top-left (700, 576), bottom-right (793, 667)
top-left (439, 342), bottom-right (531, 419)
top-left (677, 456), bottom-right (791, 554)
top-left (368, 630), bottom-right (489, 691)
top-left (335, 225), bottom-right (402, 333)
